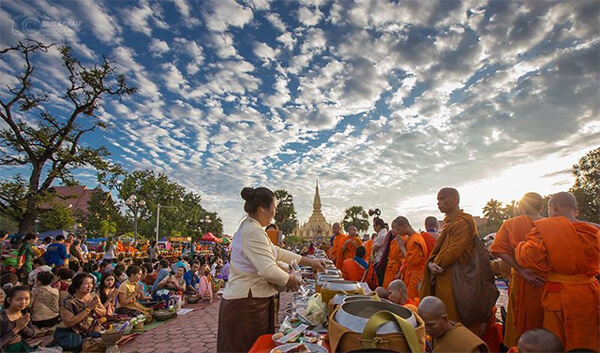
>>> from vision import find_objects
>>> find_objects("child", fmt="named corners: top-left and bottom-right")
top-left (198, 266), bottom-right (213, 303)
top-left (0, 286), bottom-right (36, 352)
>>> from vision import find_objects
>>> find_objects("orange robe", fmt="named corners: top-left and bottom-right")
top-left (341, 257), bottom-right (368, 282)
top-left (116, 242), bottom-right (124, 253)
top-left (489, 215), bottom-right (544, 347)
top-left (334, 234), bottom-right (350, 269)
top-left (363, 239), bottom-right (374, 260)
top-left (420, 231), bottom-right (437, 259)
top-left (383, 237), bottom-right (403, 289)
top-left (400, 233), bottom-right (427, 299)
top-left (340, 236), bottom-right (363, 266)
top-left (516, 217), bottom-right (600, 351)
top-left (420, 211), bottom-right (480, 331)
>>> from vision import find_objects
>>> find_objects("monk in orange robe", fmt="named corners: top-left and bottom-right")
top-left (420, 187), bottom-right (489, 336)
top-left (330, 223), bottom-right (348, 269)
top-left (421, 216), bottom-right (440, 259)
top-left (490, 192), bottom-right (545, 347)
top-left (341, 246), bottom-right (368, 281)
top-left (363, 233), bottom-right (375, 260)
top-left (516, 192), bottom-right (599, 351)
top-left (338, 226), bottom-right (363, 266)
top-left (390, 216), bottom-right (427, 299)
top-left (388, 279), bottom-right (420, 312)
top-left (382, 234), bottom-right (403, 289)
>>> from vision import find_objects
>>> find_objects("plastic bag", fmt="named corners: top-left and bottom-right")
top-left (302, 293), bottom-right (328, 326)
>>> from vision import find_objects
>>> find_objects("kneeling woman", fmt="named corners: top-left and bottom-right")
top-left (116, 266), bottom-right (152, 318)
top-left (53, 273), bottom-right (107, 352)
top-left (217, 187), bottom-right (326, 352)
top-left (0, 286), bottom-right (36, 352)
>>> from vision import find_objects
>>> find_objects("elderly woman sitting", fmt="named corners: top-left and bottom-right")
top-left (155, 266), bottom-right (186, 295)
top-left (53, 273), bottom-right (107, 352)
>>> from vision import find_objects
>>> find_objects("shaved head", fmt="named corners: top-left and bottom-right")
top-left (374, 286), bottom-right (388, 299)
top-left (388, 279), bottom-right (407, 292)
top-left (425, 216), bottom-right (438, 229)
top-left (418, 296), bottom-right (447, 318)
top-left (392, 216), bottom-right (411, 227)
top-left (439, 188), bottom-right (460, 203)
top-left (518, 329), bottom-right (563, 353)
top-left (548, 192), bottom-right (578, 218)
top-left (520, 192), bottom-right (543, 213)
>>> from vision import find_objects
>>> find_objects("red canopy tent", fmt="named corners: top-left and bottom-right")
top-left (201, 232), bottom-right (218, 242)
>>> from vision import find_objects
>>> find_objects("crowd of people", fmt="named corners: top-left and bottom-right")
top-left (325, 188), bottom-right (599, 353)
top-left (0, 232), bottom-right (230, 352)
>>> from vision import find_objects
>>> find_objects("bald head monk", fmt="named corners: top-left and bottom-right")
top-left (418, 296), bottom-right (489, 353)
top-left (516, 191), bottom-right (600, 351)
top-left (490, 192), bottom-right (546, 347)
top-left (374, 286), bottom-right (388, 299)
top-left (517, 329), bottom-right (563, 353)
top-left (388, 279), bottom-right (419, 310)
top-left (390, 216), bottom-right (427, 299)
top-left (420, 187), bottom-right (497, 335)
top-left (329, 222), bottom-right (347, 268)
top-left (339, 225), bottom-right (363, 265)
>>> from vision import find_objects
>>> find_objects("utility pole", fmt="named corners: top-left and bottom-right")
top-left (155, 204), bottom-right (177, 243)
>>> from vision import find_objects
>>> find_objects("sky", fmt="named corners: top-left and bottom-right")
top-left (1, 0), bottom-right (599, 235)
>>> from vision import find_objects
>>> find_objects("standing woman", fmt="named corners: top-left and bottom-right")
top-left (217, 187), bottom-right (326, 353)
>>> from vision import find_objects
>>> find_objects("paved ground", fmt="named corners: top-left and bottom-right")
top-left (119, 286), bottom-right (508, 353)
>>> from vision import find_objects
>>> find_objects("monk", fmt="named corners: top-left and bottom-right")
top-left (374, 286), bottom-right (388, 300)
top-left (421, 216), bottom-right (439, 258)
top-left (390, 216), bottom-right (427, 299)
top-left (516, 192), bottom-right (600, 351)
top-left (341, 246), bottom-right (368, 281)
top-left (338, 226), bottom-right (363, 266)
top-left (490, 192), bottom-right (546, 347)
top-left (418, 296), bottom-right (489, 353)
top-left (329, 223), bottom-right (347, 268)
top-left (363, 233), bottom-right (375, 260)
top-left (388, 279), bottom-right (419, 310)
top-left (516, 329), bottom-right (563, 353)
top-left (382, 228), bottom-right (404, 289)
top-left (420, 187), bottom-right (490, 335)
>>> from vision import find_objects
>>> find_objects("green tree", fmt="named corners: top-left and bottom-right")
top-left (99, 220), bottom-right (117, 237)
top-left (342, 206), bottom-right (370, 232)
top-left (84, 189), bottom-right (128, 236)
top-left (503, 200), bottom-right (518, 219)
top-left (483, 199), bottom-right (505, 224)
top-left (38, 202), bottom-right (75, 231)
top-left (101, 170), bottom-right (223, 238)
top-left (274, 189), bottom-right (298, 235)
top-left (570, 148), bottom-right (600, 223)
top-left (0, 41), bottom-right (136, 234)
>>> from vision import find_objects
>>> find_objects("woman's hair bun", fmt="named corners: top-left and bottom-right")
top-left (240, 187), bottom-right (256, 201)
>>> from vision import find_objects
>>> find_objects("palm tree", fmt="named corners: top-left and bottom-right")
top-left (343, 206), bottom-right (370, 232)
top-left (503, 200), bottom-right (518, 218)
top-left (100, 220), bottom-right (117, 237)
top-left (483, 199), bottom-right (505, 224)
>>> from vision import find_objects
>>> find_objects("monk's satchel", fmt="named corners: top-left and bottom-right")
top-left (451, 238), bottom-right (499, 326)
top-left (328, 300), bottom-right (426, 352)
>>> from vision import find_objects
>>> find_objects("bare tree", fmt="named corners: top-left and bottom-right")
top-left (0, 40), bottom-right (136, 234)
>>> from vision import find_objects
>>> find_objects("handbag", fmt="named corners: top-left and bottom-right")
top-left (451, 238), bottom-right (499, 326)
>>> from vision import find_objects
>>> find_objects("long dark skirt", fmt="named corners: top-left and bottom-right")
top-left (217, 294), bottom-right (275, 353)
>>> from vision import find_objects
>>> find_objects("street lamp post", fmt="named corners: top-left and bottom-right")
top-left (199, 215), bottom-right (212, 235)
top-left (155, 204), bottom-right (177, 244)
top-left (125, 195), bottom-right (146, 241)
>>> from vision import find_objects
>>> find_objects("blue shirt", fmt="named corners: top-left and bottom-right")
top-left (183, 270), bottom-right (199, 288)
top-left (43, 243), bottom-right (69, 267)
top-left (152, 268), bottom-right (171, 293)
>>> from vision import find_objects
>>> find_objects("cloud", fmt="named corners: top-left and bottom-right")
top-left (78, 0), bottom-right (122, 44)
top-left (148, 38), bottom-right (169, 57)
top-left (122, 0), bottom-right (167, 36)
top-left (203, 0), bottom-right (254, 32)
top-left (173, 0), bottom-right (200, 27)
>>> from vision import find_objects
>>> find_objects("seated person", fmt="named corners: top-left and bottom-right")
top-left (112, 263), bottom-right (127, 285)
top-left (198, 266), bottom-right (213, 303)
top-left (373, 286), bottom-right (388, 300)
top-left (27, 258), bottom-right (52, 286)
top-left (156, 266), bottom-right (187, 295)
top-left (31, 271), bottom-right (60, 328)
top-left (116, 266), bottom-right (152, 317)
top-left (341, 246), bottom-right (368, 281)
top-left (418, 296), bottom-right (489, 353)
top-left (388, 279), bottom-right (419, 308)
top-left (137, 265), bottom-right (152, 300)
top-left (0, 286), bottom-right (36, 352)
top-left (53, 268), bottom-right (74, 303)
top-left (143, 263), bottom-right (157, 286)
top-left (53, 274), bottom-right (107, 352)
top-left (183, 261), bottom-right (201, 294)
top-left (151, 260), bottom-right (171, 293)
top-left (97, 273), bottom-right (118, 317)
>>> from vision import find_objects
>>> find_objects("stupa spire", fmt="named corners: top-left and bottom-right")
top-left (313, 179), bottom-right (321, 211)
